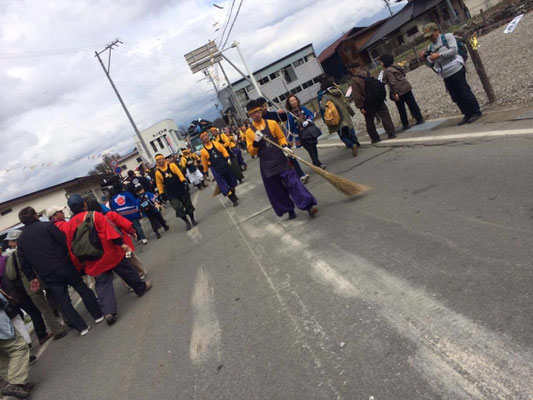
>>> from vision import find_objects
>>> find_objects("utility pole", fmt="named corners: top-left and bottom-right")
top-left (233, 41), bottom-right (262, 96)
top-left (218, 61), bottom-right (246, 121)
top-left (95, 39), bottom-right (151, 161)
top-left (383, 0), bottom-right (393, 17)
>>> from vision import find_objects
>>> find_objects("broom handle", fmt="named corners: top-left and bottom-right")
top-left (261, 136), bottom-right (316, 169)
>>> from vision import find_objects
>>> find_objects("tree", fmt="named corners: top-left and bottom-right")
top-left (88, 152), bottom-right (121, 175)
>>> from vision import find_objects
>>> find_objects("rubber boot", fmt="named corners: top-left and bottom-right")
top-left (181, 216), bottom-right (192, 231)
top-left (228, 193), bottom-right (239, 207)
top-left (189, 212), bottom-right (198, 226)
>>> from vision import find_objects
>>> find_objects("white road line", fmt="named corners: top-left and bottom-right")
top-left (255, 221), bottom-right (533, 399)
top-left (382, 128), bottom-right (533, 144)
top-left (189, 266), bottom-right (221, 364)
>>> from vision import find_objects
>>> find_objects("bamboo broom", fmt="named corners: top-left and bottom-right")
top-left (262, 137), bottom-right (370, 197)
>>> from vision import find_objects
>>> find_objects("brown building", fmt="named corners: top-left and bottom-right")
top-left (361, 0), bottom-right (470, 66)
top-left (318, 19), bottom-right (387, 81)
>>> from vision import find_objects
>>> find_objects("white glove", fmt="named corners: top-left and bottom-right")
top-left (254, 130), bottom-right (264, 142)
top-left (282, 147), bottom-right (294, 157)
top-left (227, 159), bottom-right (232, 165)
top-left (302, 120), bottom-right (311, 127)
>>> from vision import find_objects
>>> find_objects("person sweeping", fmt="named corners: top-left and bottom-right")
top-left (245, 99), bottom-right (318, 220)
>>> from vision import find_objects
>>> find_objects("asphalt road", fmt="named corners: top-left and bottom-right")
top-left (23, 134), bottom-right (533, 400)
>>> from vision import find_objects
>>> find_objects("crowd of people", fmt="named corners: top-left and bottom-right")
top-left (0, 23), bottom-right (481, 398)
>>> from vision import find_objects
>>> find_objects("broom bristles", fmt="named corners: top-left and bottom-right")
top-left (212, 184), bottom-right (221, 197)
top-left (310, 165), bottom-right (370, 196)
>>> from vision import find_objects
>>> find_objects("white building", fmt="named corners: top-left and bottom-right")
top-left (0, 174), bottom-right (111, 234)
top-left (115, 149), bottom-right (143, 176)
top-left (220, 44), bottom-right (324, 117)
top-left (135, 119), bottom-right (187, 162)
top-left (463, 0), bottom-right (505, 16)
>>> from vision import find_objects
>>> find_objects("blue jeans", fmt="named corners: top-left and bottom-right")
top-left (338, 127), bottom-right (360, 148)
top-left (132, 218), bottom-right (146, 240)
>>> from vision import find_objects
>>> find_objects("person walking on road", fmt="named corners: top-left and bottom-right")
top-left (200, 132), bottom-right (240, 207)
top-left (246, 99), bottom-right (318, 220)
top-left (379, 54), bottom-right (425, 130)
top-left (347, 63), bottom-right (397, 143)
top-left (0, 293), bottom-right (34, 399)
top-left (3, 230), bottom-right (67, 342)
top-left (318, 76), bottom-right (361, 155)
top-left (16, 207), bottom-right (103, 336)
top-left (109, 184), bottom-right (149, 244)
top-left (134, 186), bottom-right (169, 239)
top-left (286, 94), bottom-right (325, 169)
top-left (211, 127), bottom-right (245, 183)
top-left (65, 195), bottom-right (152, 326)
top-left (420, 22), bottom-right (481, 125)
top-left (179, 149), bottom-right (206, 190)
top-left (154, 154), bottom-right (198, 231)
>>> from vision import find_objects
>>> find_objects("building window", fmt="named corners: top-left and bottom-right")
top-left (157, 138), bottom-right (164, 149)
top-left (406, 26), bottom-right (418, 37)
top-left (282, 65), bottom-right (297, 83)
top-left (236, 89), bottom-right (249, 103)
top-left (121, 164), bottom-right (127, 170)
top-left (306, 53), bottom-right (315, 60)
top-left (290, 86), bottom-right (302, 94)
top-left (397, 35), bottom-right (405, 45)
top-left (150, 141), bottom-right (158, 152)
top-left (302, 79), bottom-right (314, 89)
top-left (293, 58), bottom-right (305, 68)
top-left (258, 76), bottom-right (270, 85)
top-left (272, 97), bottom-right (279, 104)
top-left (245, 84), bottom-right (253, 92)
top-left (371, 49), bottom-right (380, 59)
top-left (279, 93), bottom-right (287, 102)
top-left (313, 76), bottom-right (321, 84)
top-left (0, 208), bottom-right (12, 216)
top-left (269, 70), bottom-right (280, 80)
top-left (136, 157), bottom-right (143, 162)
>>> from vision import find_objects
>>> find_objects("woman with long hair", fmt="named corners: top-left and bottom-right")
top-left (379, 54), bottom-right (424, 130)
top-left (285, 95), bottom-right (325, 169)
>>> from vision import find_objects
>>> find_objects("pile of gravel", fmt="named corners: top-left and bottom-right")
top-left (346, 12), bottom-right (533, 133)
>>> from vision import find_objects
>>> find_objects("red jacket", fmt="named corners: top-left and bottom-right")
top-left (104, 211), bottom-right (136, 251)
top-left (54, 220), bottom-right (83, 271)
top-left (65, 211), bottom-right (126, 276)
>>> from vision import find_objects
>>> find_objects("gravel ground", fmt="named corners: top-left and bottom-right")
top-left (344, 12), bottom-right (533, 133)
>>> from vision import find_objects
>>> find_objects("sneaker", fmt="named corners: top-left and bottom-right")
top-left (29, 355), bottom-right (37, 365)
top-left (142, 239), bottom-right (149, 245)
top-left (467, 112), bottom-right (482, 123)
top-left (307, 207), bottom-right (318, 218)
top-left (319, 164), bottom-right (326, 170)
top-left (140, 280), bottom-right (153, 296)
top-left (388, 133), bottom-right (397, 139)
top-left (371, 138), bottom-right (382, 144)
top-left (402, 125), bottom-right (410, 131)
top-left (1, 383), bottom-right (32, 399)
top-left (163, 225), bottom-right (170, 231)
top-left (23, 382), bottom-right (36, 391)
top-left (80, 326), bottom-right (90, 336)
top-left (191, 219), bottom-right (198, 227)
top-left (351, 145), bottom-right (358, 157)
top-left (415, 119), bottom-right (425, 125)
top-left (155, 232), bottom-right (161, 239)
top-left (139, 271), bottom-right (147, 280)
top-left (95, 316), bottom-right (104, 324)
top-left (39, 332), bottom-right (54, 345)
top-left (53, 331), bottom-right (67, 341)
top-left (105, 314), bottom-right (117, 326)
top-left (288, 210), bottom-right (297, 220)
top-left (302, 174), bottom-right (310, 184)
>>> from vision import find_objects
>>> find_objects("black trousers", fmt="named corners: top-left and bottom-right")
top-left (301, 141), bottom-right (322, 167)
top-left (364, 102), bottom-right (396, 142)
top-left (18, 296), bottom-right (47, 341)
top-left (444, 67), bottom-right (480, 118)
top-left (147, 212), bottom-right (168, 232)
top-left (169, 192), bottom-right (195, 218)
top-left (42, 265), bottom-right (102, 332)
top-left (395, 90), bottom-right (424, 127)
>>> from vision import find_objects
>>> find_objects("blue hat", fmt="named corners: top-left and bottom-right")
top-left (67, 194), bottom-right (84, 210)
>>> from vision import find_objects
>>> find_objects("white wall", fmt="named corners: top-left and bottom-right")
top-left (463, 0), bottom-right (504, 16)
top-left (137, 119), bottom-right (187, 162)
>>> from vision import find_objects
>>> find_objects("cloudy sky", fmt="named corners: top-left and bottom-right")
top-left (0, 0), bottom-right (406, 203)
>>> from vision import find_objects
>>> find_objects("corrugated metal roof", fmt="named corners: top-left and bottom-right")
top-left (361, 0), bottom-right (442, 50)
top-left (317, 27), bottom-right (364, 62)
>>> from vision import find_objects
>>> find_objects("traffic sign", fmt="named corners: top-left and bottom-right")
top-left (184, 41), bottom-right (222, 74)
top-left (114, 166), bottom-right (122, 174)
top-left (111, 160), bottom-right (118, 167)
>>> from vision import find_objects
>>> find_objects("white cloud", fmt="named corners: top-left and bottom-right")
top-left (0, 0), bottom-right (402, 203)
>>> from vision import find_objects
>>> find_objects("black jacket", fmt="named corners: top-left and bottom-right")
top-left (17, 220), bottom-right (73, 281)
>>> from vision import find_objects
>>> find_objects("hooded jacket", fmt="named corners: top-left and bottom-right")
top-left (319, 85), bottom-right (355, 134)
top-left (383, 64), bottom-right (412, 97)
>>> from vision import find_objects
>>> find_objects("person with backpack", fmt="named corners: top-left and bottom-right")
top-left (134, 186), bottom-right (169, 239)
top-left (65, 195), bottom-right (152, 326)
top-left (154, 154), bottom-right (198, 230)
top-left (109, 183), bottom-right (149, 245)
top-left (16, 206), bottom-right (103, 336)
top-left (348, 62), bottom-right (396, 144)
top-left (286, 94), bottom-right (325, 169)
top-left (420, 22), bottom-right (481, 125)
top-left (379, 54), bottom-right (425, 131)
top-left (318, 76), bottom-right (360, 157)
top-left (246, 99), bottom-right (318, 220)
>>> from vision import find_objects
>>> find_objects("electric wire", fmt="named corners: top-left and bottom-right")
top-left (221, 0), bottom-right (244, 49)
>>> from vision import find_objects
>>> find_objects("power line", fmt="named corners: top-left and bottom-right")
top-left (221, 0), bottom-right (244, 49)
top-left (218, 0), bottom-right (236, 46)
top-left (0, 44), bottom-right (107, 59)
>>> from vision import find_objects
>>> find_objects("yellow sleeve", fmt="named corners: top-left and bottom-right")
top-left (155, 170), bottom-right (165, 194)
top-left (200, 148), bottom-right (209, 173)
top-left (169, 163), bottom-right (186, 182)
top-left (214, 141), bottom-right (230, 158)
top-left (269, 120), bottom-right (288, 147)
top-left (179, 156), bottom-right (187, 168)
top-left (246, 127), bottom-right (259, 157)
